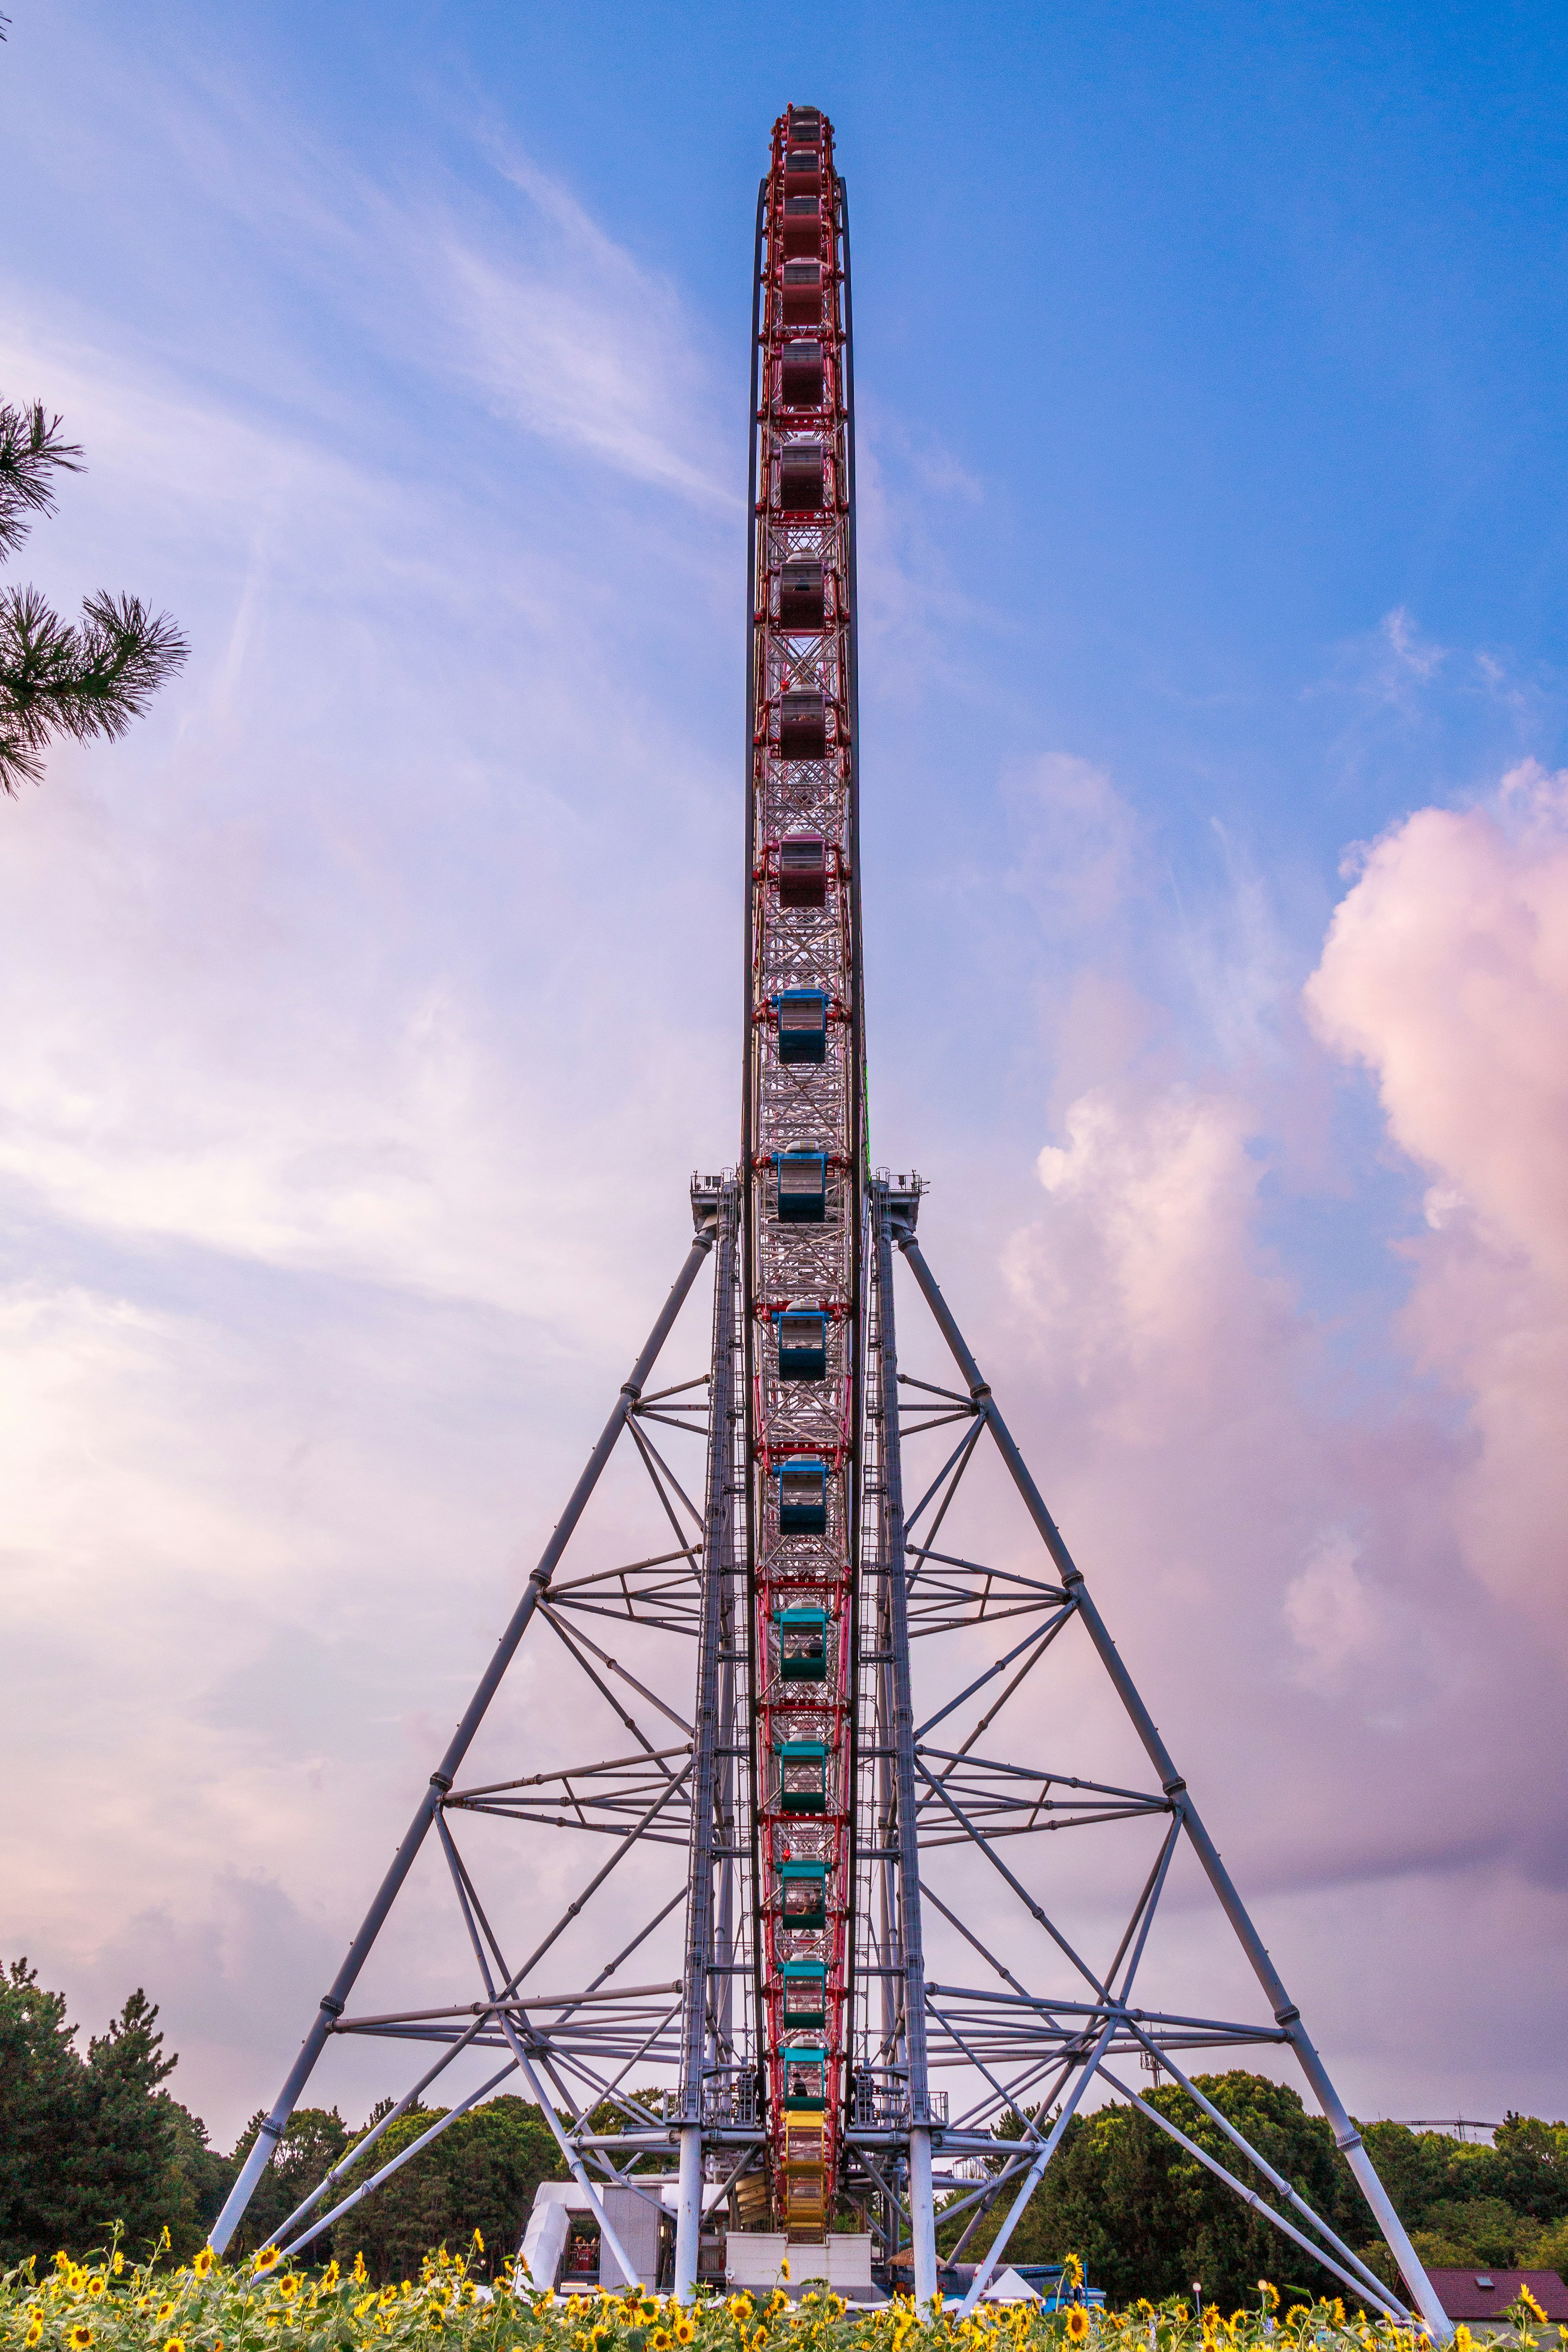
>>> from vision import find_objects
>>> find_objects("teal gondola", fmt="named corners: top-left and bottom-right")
top-left (778, 1604), bottom-right (829, 1680)
top-left (781, 1857), bottom-right (827, 1928)
top-left (783, 2048), bottom-right (827, 2111)
top-left (777, 1308), bottom-right (827, 1378)
top-left (781, 1960), bottom-right (828, 2028)
top-left (777, 1456), bottom-right (827, 1532)
top-left (779, 1738), bottom-right (828, 1812)
top-left (776, 1151), bottom-right (826, 1222)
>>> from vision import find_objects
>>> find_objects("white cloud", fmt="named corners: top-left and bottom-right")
top-left (1284, 1529), bottom-right (1378, 1683)
top-left (1305, 760), bottom-right (1568, 1644)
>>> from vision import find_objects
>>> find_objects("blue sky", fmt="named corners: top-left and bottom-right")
top-left (2, 0), bottom-right (1567, 2150)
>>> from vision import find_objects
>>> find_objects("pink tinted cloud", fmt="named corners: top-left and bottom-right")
top-left (1305, 762), bottom-right (1568, 1640)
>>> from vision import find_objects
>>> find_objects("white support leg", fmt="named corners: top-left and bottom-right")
top-left (909, 2126), bottom-right (938, 2306)
top-left (673, 2125), bottom-right (704, 2303)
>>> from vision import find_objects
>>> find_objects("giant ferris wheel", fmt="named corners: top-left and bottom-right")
top-left (209, 108), bottom-right (1450, 2339)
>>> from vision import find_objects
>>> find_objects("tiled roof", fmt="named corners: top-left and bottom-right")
top-left (1424, 2269), bottom-right (1568, 2321)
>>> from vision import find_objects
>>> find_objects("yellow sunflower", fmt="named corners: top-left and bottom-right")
top-left (194, 2249), bottom-right (215, 2279)
top-left (1066, 2308), bottom-right (1091, 2344)
top-left (675, 2321), bottom-right (697, 2344)
top-left (25, 2327), bottom-right (42, 2349)
top-left (166, 2337), bottom-right (188, 2352)
top-left (652, 2332), bottom-right (674, 2350)
top-left (86, 2278), bottom-right (107, 2301)
top-left (158, 2304), bottom-right (176, 2323)
top-left (67, 2329), bottom-right (94, 2351)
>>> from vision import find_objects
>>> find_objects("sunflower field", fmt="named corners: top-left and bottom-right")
top-left (1, 2243), bottom-right (1562, 2352)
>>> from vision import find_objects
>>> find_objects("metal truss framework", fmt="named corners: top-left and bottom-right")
top-left (207, 104), bottom-right (1451, 2347)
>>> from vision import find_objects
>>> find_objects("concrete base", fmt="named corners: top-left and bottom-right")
top-left (725, 2234), bottom-right (874, 2296)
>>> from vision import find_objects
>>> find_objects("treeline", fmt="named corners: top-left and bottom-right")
top-left (7, 1966), bottom-right (1568, 2301)
top-left (0, 1962), bottom-right (561, 2279)
top-left (944, 2071), bottom-right (1568, 2311)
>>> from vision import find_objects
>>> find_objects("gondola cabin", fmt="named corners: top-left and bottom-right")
top-left (784, 147), bottom-right (821, 197)
top-left (778, 1604), bottom-right (829, 1679)
top-left (784, 2173), bottom-right (826, 2228)
top-left (779, 437), bottom-right (824, 509)
top-left (779, 1738), bottom-right (828, 1813)
top-left (776, 1307), bottom-right (827, 1378)
top-left (781, 197), bottom-right (821, 259)
top-left (781, 1857), bottom-right (827, 1927)
top-left (781, 261), bottom-right (822, 327)
top-left (781, 338), bottom-right (824, 407)
top-left (779, 689), bottom-right (827, 759)
top-left (778, 831), bottom-right (828, 906)
top-left (779, 559), bottom-right (825, 630)
top-left (788, 107), bottom-right (822, 143)
top-left (777, 989), bottom-right (828, 1064)
top-left (781, 1960), bottom-right (828, 2028)
top-left (777, 1456), bottom-right (828, 1532)
top-left (775, 1151), bottom-right (827, 1222)
top-left (783, 2048), bottom-right (827, 2111)
top-left (784, 2123), bottom-right (825, 2173)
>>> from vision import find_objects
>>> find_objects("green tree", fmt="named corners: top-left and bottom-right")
top-left (948, 2073), bottom-right (1354, 2312)
top-left (0, 1962), bottom-right (220, 2265)
top-left (1472, 2116), bottom-right (1568, 2224)
top-left (327, 2098), bottom-right (562, 2284)
top-left (209, 2107), bottom-right (354, 2260)
top-left (0, 400), bottom-right (187, 796)
top-left (0, 1961), bottom-right (84, 2264)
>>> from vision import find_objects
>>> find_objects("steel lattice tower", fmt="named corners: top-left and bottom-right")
top-left (209, 110), bottom-right (1451, 2340)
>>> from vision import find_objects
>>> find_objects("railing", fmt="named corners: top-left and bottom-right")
top-left (663, 2077), bottom-right (761, 2129)
top-left (849, 2082), bottom-right (948, 2128)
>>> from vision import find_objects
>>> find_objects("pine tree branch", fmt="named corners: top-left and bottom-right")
top-left (0, 401), bottom-right (85, 561)
top-left (0, 584), bottom-right (189, 795)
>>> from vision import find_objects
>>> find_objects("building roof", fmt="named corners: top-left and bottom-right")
top-left (1424, 2270), bottom-right (1568, 2322)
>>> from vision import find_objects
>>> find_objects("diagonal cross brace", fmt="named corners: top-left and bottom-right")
top-left (897, 1231), bottom-right (1452, 2343)
top-left (207, 1225), bottom-right (717, 2256)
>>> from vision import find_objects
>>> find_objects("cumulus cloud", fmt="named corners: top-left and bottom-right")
top-left (1306, 761), bottom-right (1568, 1640)
top-left (978, 852), bottom-right (1568, 2107)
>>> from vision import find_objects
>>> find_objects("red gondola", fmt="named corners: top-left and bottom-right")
top-left (778, 833), bottom-right (828, 907)
top-left (778, 440), bottom-right (824, 511)
top-left (781, 197), bottom-right (821, 259)
top-left (780, 690), bottom-right (826, 760)
top-left (779, 558), bottom-right (825, 630)
top-left (782, 260), bottom-right (822, 325)
top-left (781, 339), bottom-right (824, 407)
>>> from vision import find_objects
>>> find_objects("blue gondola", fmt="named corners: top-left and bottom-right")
top-left (778, 1738), bottom-right (828, 1812)
top-left (777, 989), bottom-right (828, 1063)
top-left (776, 1150), bottom-right (826, 1222)
top-left (777, 1456), bottom-right (827, 1532)
top-left (776, 1308), bottom-right (827, 1378)
top-left (781, 1857), bottom-right (827, 1927)
top-left (781, 1960), bottom-right (828, 2027)
top-left (778, 1604), bottom-right (829, 1680)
